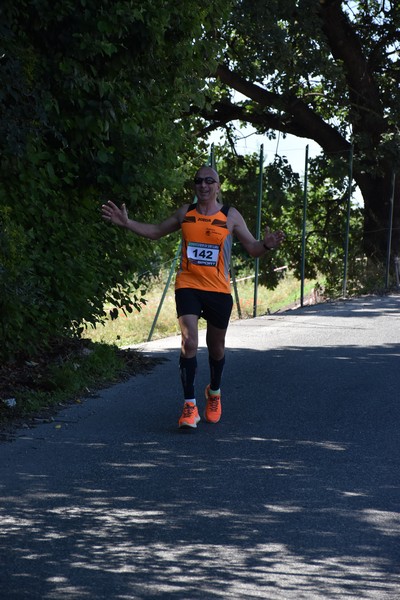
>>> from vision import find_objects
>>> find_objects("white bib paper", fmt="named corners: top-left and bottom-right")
top-left (187, 242), bottom-right (219, 267)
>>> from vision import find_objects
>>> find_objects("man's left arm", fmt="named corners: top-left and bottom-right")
top-left (230, 208), bottom-right (285, 258)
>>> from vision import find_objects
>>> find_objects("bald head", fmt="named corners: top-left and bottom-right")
top-left (195, 166), bottom-right (220, 182)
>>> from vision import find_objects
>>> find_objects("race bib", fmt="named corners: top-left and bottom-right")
top-left (187, 242), bottom-right (219, 266)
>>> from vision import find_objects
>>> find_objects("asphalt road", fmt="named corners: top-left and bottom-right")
top-left (1, 294), bottom-right (400, 599)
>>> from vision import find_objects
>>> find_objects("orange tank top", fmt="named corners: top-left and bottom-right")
top-left (175, 204), bottom-right (232, 294)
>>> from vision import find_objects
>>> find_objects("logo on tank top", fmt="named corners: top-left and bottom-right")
top-left (205, 228), bottom-right (223, 241)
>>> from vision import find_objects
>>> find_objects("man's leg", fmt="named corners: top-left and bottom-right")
top-left (178, 314), bottom-right (201, 428)
top-left (178, 314), bottom-right (199, 399)
top-left (204, 323), bottom-right (227, 423)
top-left (206, 323), bottom-right (227, 388)
top-left (179, 314), bottom-right (199, 359)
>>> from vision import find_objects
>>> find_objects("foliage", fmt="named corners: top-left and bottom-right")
top-left (214, 148), bottom-right (290, 287)
top-left (0, 339), bottom-right (160, 425)
top-left (0, 0), bottom-right (230, 361)
top-left (83, 269), bottom-right (320, 348)
top-left (210, 145), bottom-right (363, 294)
top-left (2, 0), bottom-right (393, 369)
top-left (0, 206), bottom-right (34, 354)
top-left (197, 0), bottom-right (400, 264)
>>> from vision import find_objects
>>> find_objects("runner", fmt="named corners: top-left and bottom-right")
top-left (102, 166), bottom-right (285, 428)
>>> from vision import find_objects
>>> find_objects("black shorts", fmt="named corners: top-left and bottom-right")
top-left (175, 288), bottom-right (233, 330)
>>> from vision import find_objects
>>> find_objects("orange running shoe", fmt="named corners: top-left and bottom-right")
top-left (204, 385), bottom-right (222, 423)
top-left (178, 401), bottom-right (200, 428)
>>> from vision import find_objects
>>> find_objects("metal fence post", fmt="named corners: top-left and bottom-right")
top-left (342, 144), bottom-right (353, 296)
top-left (253, 144), bottom-right (264, 318)
top-left (300, 145), bottom-right (309, 307)
top-left (385, 170), bottom-right (396, 290)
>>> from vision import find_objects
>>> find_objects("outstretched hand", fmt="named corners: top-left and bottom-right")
top-left (263, 226), bottom-right (285, 250)
top-left (101, 201), bottom-right (129, 228)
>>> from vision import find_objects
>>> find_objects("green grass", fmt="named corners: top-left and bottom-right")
top-left (0, 340), bottom-right (161, 427)
top-left (0, 341), bottom-right (123, 425)
top-left (83, 272), bottom-right (321, 347)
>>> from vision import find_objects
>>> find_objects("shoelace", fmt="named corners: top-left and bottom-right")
top-left (208, 397), bottom-right (220, 412)
top-left (182, 403), bottom-right (196, 417)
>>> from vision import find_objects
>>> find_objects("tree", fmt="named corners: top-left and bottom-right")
top-left (197, 0), bottom-right (400, 266)
top-left (0, 0), bottom-right (229, 360)
top-left (212, 144), bottom-right (364, 295)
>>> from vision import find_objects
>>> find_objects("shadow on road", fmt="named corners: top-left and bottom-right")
top-left (1, 331), bottom-right (399, 599)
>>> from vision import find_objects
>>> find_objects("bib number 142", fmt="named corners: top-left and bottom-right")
top-left (187, 242), bottom-right (219, 266)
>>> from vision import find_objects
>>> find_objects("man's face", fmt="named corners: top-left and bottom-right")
top-left (193, 168), bottom-right (220, 202)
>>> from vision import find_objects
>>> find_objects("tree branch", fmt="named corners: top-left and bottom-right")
top-left (214, 64), bottom-right (350, 155)
top-left (318, 0), bottom-right (385, 136)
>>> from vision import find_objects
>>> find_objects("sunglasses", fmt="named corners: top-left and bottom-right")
top-left (193, 176), bottom-right (218, 185)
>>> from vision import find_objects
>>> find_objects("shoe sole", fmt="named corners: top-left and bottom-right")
top-left (179, 416), bottom-right (201, 429)
top-left (203, 412), bottom-right (221, 424)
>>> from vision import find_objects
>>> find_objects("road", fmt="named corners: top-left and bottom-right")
top-left (1, 294), bottom-right (399, 599)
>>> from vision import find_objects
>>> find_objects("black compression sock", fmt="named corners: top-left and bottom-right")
top-left (179, 355), bottom-right (197, 399)
top-left (209, 355), bottom-right (225, 391)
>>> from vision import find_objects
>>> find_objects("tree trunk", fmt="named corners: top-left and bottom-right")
top-left (356, 168), bottom-right (400, 264)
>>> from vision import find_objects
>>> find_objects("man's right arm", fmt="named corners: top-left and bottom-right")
top-left (102, 201), bottom-right (188, 240)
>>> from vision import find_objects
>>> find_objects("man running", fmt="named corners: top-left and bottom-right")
top-left (102, 166), bottom-right (285, 428)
